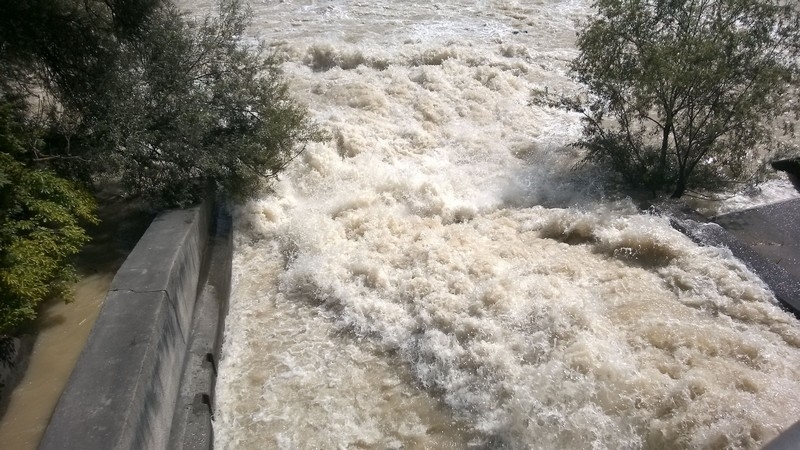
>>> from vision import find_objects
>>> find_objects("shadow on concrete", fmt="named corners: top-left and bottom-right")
top-left (789, 173), bottom-right (800, 192)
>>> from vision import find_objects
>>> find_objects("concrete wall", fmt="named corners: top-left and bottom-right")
top-left (40, 202), bottom-right (215, 450)
top-left (168, 206), bottom-right (232, 450)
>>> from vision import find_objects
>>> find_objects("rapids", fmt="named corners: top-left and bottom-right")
top-left (179, 0), bottom-right (800, 448)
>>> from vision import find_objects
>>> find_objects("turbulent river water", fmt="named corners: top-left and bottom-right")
top-left (182, 1), bottom-right (800, 448)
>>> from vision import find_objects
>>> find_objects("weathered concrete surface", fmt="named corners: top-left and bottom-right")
top-left (39, 202), bottom-right (214, 450)
top-left (713, 198), bottom-right (800, 281)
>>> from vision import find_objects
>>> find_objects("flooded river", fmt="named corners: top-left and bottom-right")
top-left (178, 1), bottom-right (800, 448)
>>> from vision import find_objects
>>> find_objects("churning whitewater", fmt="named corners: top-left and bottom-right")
top-left (181, 0), bottom-right (800, 448)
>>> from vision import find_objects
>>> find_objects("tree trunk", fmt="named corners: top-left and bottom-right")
top-left (671, 176), bottom-right (686, 198)
top-left (658, 122), bottom-right (671, 184)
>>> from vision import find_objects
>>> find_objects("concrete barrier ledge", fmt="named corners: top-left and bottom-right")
top-left (39, 200), bottom-right (222, 450)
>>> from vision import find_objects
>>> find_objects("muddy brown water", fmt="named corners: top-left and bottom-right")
top-left (0, 187), bottom-right (154, 450)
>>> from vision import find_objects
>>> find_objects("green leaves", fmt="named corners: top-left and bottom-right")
top-left (1, 0), bottom-right (321, 208)
top-left (0, 106), bottom-right (97, 334)
top-left (569, 0), bottom-right (800, 197)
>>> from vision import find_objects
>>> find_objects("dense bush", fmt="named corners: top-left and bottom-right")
top-left (2, 0), bottom-right (321, 207)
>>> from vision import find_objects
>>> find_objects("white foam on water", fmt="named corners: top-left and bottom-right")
top-left (174, 0), bottom-right (800, 448)
top-left (686, 172), bottom-right (800, 217)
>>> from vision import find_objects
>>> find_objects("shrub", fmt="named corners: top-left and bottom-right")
top-left (0, 103), bottom-right (97, 334)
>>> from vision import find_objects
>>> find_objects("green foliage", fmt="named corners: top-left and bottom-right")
top-left (99, 1), bottom-right (322, 206)
top-left (561, 0), bottom-right (800, 198)
top-left (0, 103), bottom-right (97, 334)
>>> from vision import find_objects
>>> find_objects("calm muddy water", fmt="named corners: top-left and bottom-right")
top-left (0, 274), bottom-right (112, 449)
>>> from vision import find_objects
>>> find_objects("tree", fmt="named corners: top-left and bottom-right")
top-left (67, 0), bottom-right (322, 206)
top-left (563, 0), bottom-right (800, 198)
top-left (0, 0), bottom-right (321, 207)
